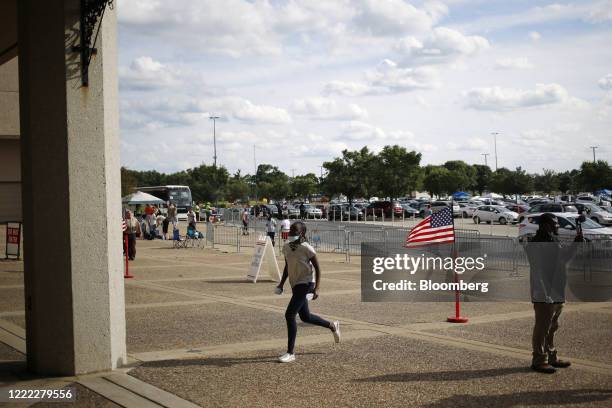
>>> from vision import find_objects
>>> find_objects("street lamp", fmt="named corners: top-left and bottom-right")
top-left (491, 132), bottom-right (499, 171)
top-left (481, 153), bottom-right (489, 167)
top-left (209, 115), bottom-right (220, 167)
top-left (590, 146), bottom-right (598, 162)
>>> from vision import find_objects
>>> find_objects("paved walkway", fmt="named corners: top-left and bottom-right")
top-left (0, 234), bottom-right (610, 407)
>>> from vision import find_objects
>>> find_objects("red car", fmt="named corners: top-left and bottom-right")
top-left (366, 201), bottom-right (403, 218)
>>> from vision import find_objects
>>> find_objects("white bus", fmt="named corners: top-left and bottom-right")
top-left (136, 185), bottom-right (192, 219)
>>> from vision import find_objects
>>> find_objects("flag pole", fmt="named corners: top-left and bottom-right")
top-left (447, 197), bottom-right (468, 323)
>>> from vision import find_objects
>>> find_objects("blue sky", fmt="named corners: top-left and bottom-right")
top-left (116, 0), bottom-right (612, 175)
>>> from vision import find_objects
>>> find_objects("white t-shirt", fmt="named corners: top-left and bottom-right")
top-left (280, 219), bottom-right (291, 232)
top-left (283, 242), bottom-right (316, 287)
top-left (266, 218), bottom-right (277, 233)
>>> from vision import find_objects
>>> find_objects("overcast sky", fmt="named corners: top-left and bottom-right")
top-left (117, 0), bottom-right (612, 176)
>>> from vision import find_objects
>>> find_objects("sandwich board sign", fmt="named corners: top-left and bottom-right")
top-left (247, 234), bottom-right (281, 283)
top-left (5, 222), bottom-right (21, 260)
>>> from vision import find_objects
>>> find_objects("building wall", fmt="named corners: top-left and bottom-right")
top-left (0, 56), bottom-right (21, 222)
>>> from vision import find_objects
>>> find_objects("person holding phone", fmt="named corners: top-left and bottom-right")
top-left (276, 221), bottom-right (340, 363)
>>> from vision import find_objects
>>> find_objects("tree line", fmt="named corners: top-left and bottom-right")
top-left (121, 144), bottom-right (612, 203)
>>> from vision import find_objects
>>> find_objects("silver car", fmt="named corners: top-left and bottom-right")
top-left (518, 213), bottom-right (612, 241)
top-left (472, 205), bottom-right (519, 225)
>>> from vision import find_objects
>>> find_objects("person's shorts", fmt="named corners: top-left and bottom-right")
top-left (281, 231), bottom-right (289, 240)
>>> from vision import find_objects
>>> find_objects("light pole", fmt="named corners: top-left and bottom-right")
top-left (491, 132), bottom-right (499, 171)
top-left (209, 115), bottom-right (220, 167)
top-left (590, 146), bottom-right (598, 162)
top-left (481, 153), bottom-right (489, 167)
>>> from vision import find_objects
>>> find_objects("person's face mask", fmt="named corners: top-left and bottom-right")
top-left (288, 235), bottom-right (300, 242)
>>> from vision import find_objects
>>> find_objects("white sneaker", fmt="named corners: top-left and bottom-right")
top-left (332, 321), bottom-right (341, 343)
top-left (278, 353), bottom-right (295, 363)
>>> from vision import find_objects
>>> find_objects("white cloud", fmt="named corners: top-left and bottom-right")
top-left (290, 97), bottom-right (368, 120)
top-left (341, 121), bottom-right (436, 152)
top-left (529, 31), bottom-right (542, 41)
top-left (447, 137), bottom-right (488, 151)
top-left (225, 98), bottom-right (292, 124)
top-left (352, 0), bottom-right (443, 36)
top-left (586, 0), bottom-right (612, 23)
top-left (463, 83), bottom-right (575, 111)
top-left (395, 27), bottom-right (489, 65)
top-left (324, 59), bottom-right (440, 96)
top-left (119, 56), bottom-right (183, 90)
top-left (599, 74), bottom-right (612, 90)
top-left (495, 57), bottom-right (534, 70)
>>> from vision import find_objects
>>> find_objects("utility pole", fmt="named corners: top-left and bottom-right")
top-left (481, 153), bottom-right (489, 167)
top-left (491, 132), bottom-right (499, 171)
top-left (253, 144), bottom-right (257, 174)
top-left (291, 168), bottom-right (297, 178)
top-left (209, 116), bottom-right (220, 167)
top-left (590, 146), bottom-right (598, 162)
top-left (318, 166), bottom-right (324, 179)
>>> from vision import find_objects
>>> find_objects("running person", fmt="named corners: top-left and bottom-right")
top-left (276, 222), bottom-right (340, 363)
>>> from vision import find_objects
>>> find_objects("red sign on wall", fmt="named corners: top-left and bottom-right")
top-left (5, 222), bottom-right (21, 259)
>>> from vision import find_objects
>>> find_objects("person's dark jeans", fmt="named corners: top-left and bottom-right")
top-left (127, 233), bottom-right (136, 259)
top-left (267, 231), bottom-right (275, 246)
top-left (285, 283), bottom-right (331, 354)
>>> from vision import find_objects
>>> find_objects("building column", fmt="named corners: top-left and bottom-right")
top-left (18, 1), bottom-right (126, 375)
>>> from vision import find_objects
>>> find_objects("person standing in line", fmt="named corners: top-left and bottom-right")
top-left (162, 214), bottom-right (170, 240)
top-left (525, 213), bottom-right (575, 374)
top-left (187, 207), bottom-right (196, 229)
top-left (299, 202), bottom-right (306, 220)
top-left (124, 210), bottom-right (140, 260)
top-left (280, 215), bottom-right (291, 244)
top-left (266, 214), bottom-right (277, 247)
top-left (195, 202), bottom-right (201, 222)
top-left (276, 222), bottom-right (340, 363)
top-left (242, 206), bottom-right (250, 235)
top-left (167, 201), bottom-right (178, 230)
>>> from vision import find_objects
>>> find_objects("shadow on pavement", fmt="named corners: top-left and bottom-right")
top-left (355, 366), bottom-right (528, 382)
top-left (139, 353), bottom-right (324, 368)
top-left (423, 389), bottom-right (612, 408)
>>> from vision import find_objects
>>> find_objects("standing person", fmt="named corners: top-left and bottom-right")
top-left (525, 213), bottom-right (574, 374)
top-left (266, 214), bottom-right (277, 247)
top-left (155, 212), bottom-right (165, 239)
top-left (187, 207), bottom-right (196, 229)
top-left (242, 206), bottom-right (250, 235)
top-left (167, 201), bottom-right (178, 230)
top-left (276, 202), bottom-right (282, 219)
top-left (162, 214), bottom-right (170, 240)
top-left (276, 222), bottom-right (341, 363)
top-left (280, 215), bottom-right (291, 243)
top-left (299, 202), bottom-right (306, 220)
top-left (424, 204), bottom-right (433, 218)
top-left (124, 210), bottom-right (140, 260)
top-left (195, 202), bottom-right (201, 221)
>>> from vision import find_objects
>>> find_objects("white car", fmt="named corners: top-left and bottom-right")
top-left (303, 205), bottom-right (323, 219)
top-left (458, 202), bottom-right (479, 218)
top-left (518, 213), bottom-right (612, 241)
top-left (575, 195), bottom-right (598, 204)
top-left (574, 203), bottom-right (612, 226)
top-left (472, 205), bottom-right (519, 225)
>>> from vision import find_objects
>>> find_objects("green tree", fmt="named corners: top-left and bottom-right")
top-left (422, 165), bottom-right (452, 198)
top-left (578, 161), bottom-right (612, 192)
top-left (374, 145), bottom-right (422, 198)
top-left (471, 164), bottom-right (492, 195)
top-left (291, 173), bottom-right (319, 199)
top-left (443, 160), bottom-right (475, 192)
top-left (322, 147), bottom-right (376, 203)
top-left (226, 171), bottom-right (251, 202)
top-left (534, 169), bottom-right (559, 195)
top-left (254, 164), bottom-right (289, 201)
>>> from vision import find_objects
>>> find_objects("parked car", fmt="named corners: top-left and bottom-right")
top-left (458, 202), bottom-right (479, 218)
top-left (575, 195), bottom-right (598, 204)
top-left (472, 205), bottom-right (519, 225)
top-left (519, 203), bottom-right (578, 222)
top-left (328, 204), bottom-right (364, 221)
top-left (302, 204), bottom-right (323, 219)
top-left (518, 213), bottom-right (612, 241)
top-left (573, 203), bottom-right (612, 226)
top-left (400, 203), bottom-right (419, 217)
top-left (505, 204), bottom-right (529, 214)
top-left (284, 205), bottom-right (300, 219)
top-left (366, 201), bottom-right (403, 218)
top-left (418, 201), bottom-right (451, 218)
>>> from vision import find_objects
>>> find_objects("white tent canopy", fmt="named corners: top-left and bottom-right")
top-left (481, 192), bottom-right (503, 199)
top-left (122, 191), bottom-right (164, 205)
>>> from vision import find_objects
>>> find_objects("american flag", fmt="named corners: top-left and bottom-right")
top-left (405, 206), bottom-right (455, 247)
